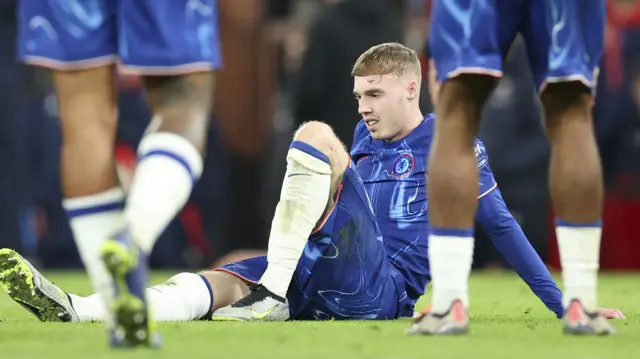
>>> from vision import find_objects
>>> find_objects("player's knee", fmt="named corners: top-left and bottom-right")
top-left (53, 69), bottom-right (119, 195)
top-left (56, 90), bottom-right (117, 174)
top-left (437, 75), bottom-right (496, 134)
top-left (143, 72), bottom-right (215, 151)
top-left (144, 72), bottom-right (214, 112)
top-left (540, 81), bottom-right (592, 129)
top-left (293, 121), bottom-right (335, 151)
top-left (293, 121), bottom-right (349, 171)
top-left (440, 75), bottom-right (495, 105)
top-left (53, 68), bottom-right (118, 144)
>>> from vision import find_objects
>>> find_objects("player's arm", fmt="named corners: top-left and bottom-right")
top-left (476, 186), bottom-right (563, 318)
top-left (473, 141), bottom-right (624, 321)
top-left (471, 139), bottom-right (563, 317)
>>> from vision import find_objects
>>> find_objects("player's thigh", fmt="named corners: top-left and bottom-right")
top-left (17, 0), bottom-right (117, 69)
top-left (289, 166), bottom-right (404, 320)
top-left (211, 255), bottom-right (267, 287)
top-left (117, 0), bottom-right (222, 75)
top-left (208, 256), bottom-right (267, 311)
top-left (522, 0), bottom-right (605, 92)
top-left (428, 0), bottom-right (522, 82)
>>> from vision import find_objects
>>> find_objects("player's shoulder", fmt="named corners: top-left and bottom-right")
top-left (420, 113), bottom-right (435, 137)
top-left (402, 114), bottom-right (434, 149)
top-left (424, 113), bottom-right (435, 123)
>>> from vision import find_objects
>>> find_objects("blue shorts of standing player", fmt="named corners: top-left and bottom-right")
top-left (18, 0), bottom-right (222, 73)
top-left (18, 0), bottom-right (222, 347)
top-left (215, 159), bottom-right (411, 320)
top-left (429, 0), bottom-right (604, 91)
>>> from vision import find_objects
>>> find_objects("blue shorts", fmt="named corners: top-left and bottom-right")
top-left (429, 0), bottom-right (604, 91)
top-left (17, 0), bottom-right (222, 74)
top-left (217, 163), bottom-right (411, 320)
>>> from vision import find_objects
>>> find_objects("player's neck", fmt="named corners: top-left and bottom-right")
top-left (391, 108), bottom-right (424, 142)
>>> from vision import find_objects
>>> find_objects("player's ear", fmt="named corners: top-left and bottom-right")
top-left (406, 80), bottom-right (418, 100)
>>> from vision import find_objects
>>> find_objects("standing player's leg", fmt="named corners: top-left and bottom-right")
top-left (123, 72), bottom-right (212, 254)
top-left (524, 0), bottom-right (614, 335)
top-left (16, 0), bottom-right (122, 334)
top-left (52, 67), bottom-right (123, 309)
top-left (419, 0), bottom-right (506, 335)
top-left (98, 0), bottom-right (222, 347)
top-left (211, 121), bottom-right (345, 320)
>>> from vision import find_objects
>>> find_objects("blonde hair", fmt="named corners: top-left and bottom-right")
top-left (351, 42), bottom-right (421, 80)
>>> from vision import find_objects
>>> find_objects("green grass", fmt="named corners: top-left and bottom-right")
top-left (0, 271), bottom-right (637, 359)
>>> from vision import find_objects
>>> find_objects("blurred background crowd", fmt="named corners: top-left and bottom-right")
top-left (0, 0), bottom-right (638, 271)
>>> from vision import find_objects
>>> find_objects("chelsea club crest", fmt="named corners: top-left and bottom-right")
top-left (392, 153), bottom-right (414, 178)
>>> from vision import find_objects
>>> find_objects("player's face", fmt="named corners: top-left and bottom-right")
top-left (353, 74), bottom-right (410, 141)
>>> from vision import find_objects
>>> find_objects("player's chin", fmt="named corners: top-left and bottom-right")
top-left (369, 130), bottom-right (387, 141)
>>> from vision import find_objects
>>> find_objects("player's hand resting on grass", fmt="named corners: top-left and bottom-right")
top-left (598, 308), bottom-right (625, 319)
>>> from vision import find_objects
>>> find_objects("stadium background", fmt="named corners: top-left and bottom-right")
top-left (0, 0), bottom-right (638, 271)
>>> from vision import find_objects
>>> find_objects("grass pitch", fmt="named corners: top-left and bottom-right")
top-left (0, 271), bottom-right (637, 359)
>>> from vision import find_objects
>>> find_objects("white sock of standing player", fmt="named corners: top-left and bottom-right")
top-left (259, 142), bottom-right (332, 298)
top-left (63, 187), bottom-right (127, 327)
top-left (556, 220), bottom-right (602, 310)
top-left (70, 272), bottom-right (213, 322)
top-left (124, 130), bottom-right (203, 254)
top-left (428, 228), bottom-right (475, 313)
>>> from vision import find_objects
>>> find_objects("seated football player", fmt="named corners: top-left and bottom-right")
top-left (0, 43), bottom-right (624, 324)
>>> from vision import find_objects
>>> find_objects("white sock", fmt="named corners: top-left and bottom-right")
top-left (556, 222), bottom-right (601, 310)
top-left (428, 234), bottom-right (474, 313)
top-left (125, 132), bottom-right (203, 254)
top-left (259, 143), bottom-right (332, 297)
top-left (63, 187), bottom-right (127, 325)
top-left (69, 293), bottom-right (106, 322)
top-left (146, 272), bottom-right (213, 321)
top-left (69, 273), bottom-right (212, 322)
